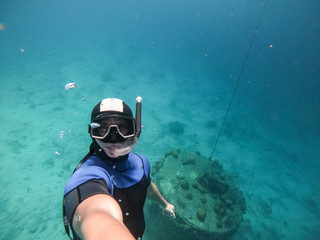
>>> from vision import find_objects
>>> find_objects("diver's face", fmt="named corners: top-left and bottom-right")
top-left (96, 138), bottom-right (138, 158)
top-left (96, 140), bottom-right (121, 158)
top-left (104, 142), bottom-right (123, 158)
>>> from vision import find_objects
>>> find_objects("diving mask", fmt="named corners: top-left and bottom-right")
top-left (90, 115), bottom-right (136, 142)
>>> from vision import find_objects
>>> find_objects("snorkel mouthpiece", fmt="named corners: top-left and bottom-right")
top-left (135, 96), bottom-right (142, 138)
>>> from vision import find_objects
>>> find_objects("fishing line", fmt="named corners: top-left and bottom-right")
top-left (204, 0), bottom-right (270, 173)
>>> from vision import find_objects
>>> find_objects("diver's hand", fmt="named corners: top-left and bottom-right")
top-left (163, 203), bottom-right (176, 219)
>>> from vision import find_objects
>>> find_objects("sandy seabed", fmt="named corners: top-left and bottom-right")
top-left (0, 53), bottom-right (319, 240)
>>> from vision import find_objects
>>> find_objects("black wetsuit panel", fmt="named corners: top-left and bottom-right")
top-left (113, 174), bottom-right (149, 239)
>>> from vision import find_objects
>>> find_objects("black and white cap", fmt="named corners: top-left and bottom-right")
top-left (91, 98), bottom-right (133, 120)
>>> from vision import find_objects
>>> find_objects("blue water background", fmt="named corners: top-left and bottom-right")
top-left (0, 0), bottom-right (319, 239)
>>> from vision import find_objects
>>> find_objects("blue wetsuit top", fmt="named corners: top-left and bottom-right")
top-left (63, 152), bottom-right (151, 239)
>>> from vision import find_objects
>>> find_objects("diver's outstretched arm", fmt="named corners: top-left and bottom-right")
top-left (72, 194), bottom-right (135, 240)
top-left (147, 181), bottom-right (176, 219)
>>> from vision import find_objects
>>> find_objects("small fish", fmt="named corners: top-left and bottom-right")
top-left (65, 82), bottom-right (76, 90)
top-left (90, 122), bottom-right (101, 128)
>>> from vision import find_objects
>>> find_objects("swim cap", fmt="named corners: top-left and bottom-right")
top-left (91, 98), bottom-right (133, 120)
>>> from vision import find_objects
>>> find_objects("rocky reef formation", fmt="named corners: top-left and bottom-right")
top-left (146, 150), bottom-right (246, 240)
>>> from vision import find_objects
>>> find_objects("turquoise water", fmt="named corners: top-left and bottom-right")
top-left (0, 0), bottom-right (319, 239)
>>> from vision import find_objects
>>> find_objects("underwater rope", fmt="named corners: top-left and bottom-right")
top-left (204, 0), bottom-right (270, 173)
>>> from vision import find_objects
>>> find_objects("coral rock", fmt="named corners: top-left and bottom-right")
top-left (197, 208), bottom-right (207, 222)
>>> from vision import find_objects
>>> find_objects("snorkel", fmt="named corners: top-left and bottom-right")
top-left (135, 96), bottom-right (142, 138)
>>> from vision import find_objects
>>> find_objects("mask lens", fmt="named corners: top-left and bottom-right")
top-left (117, 118), bottom-right (135, 136)
top-left (90, 115), bottom-right (135, 139)
top-left (95, 123), bottom-right (110, 137)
